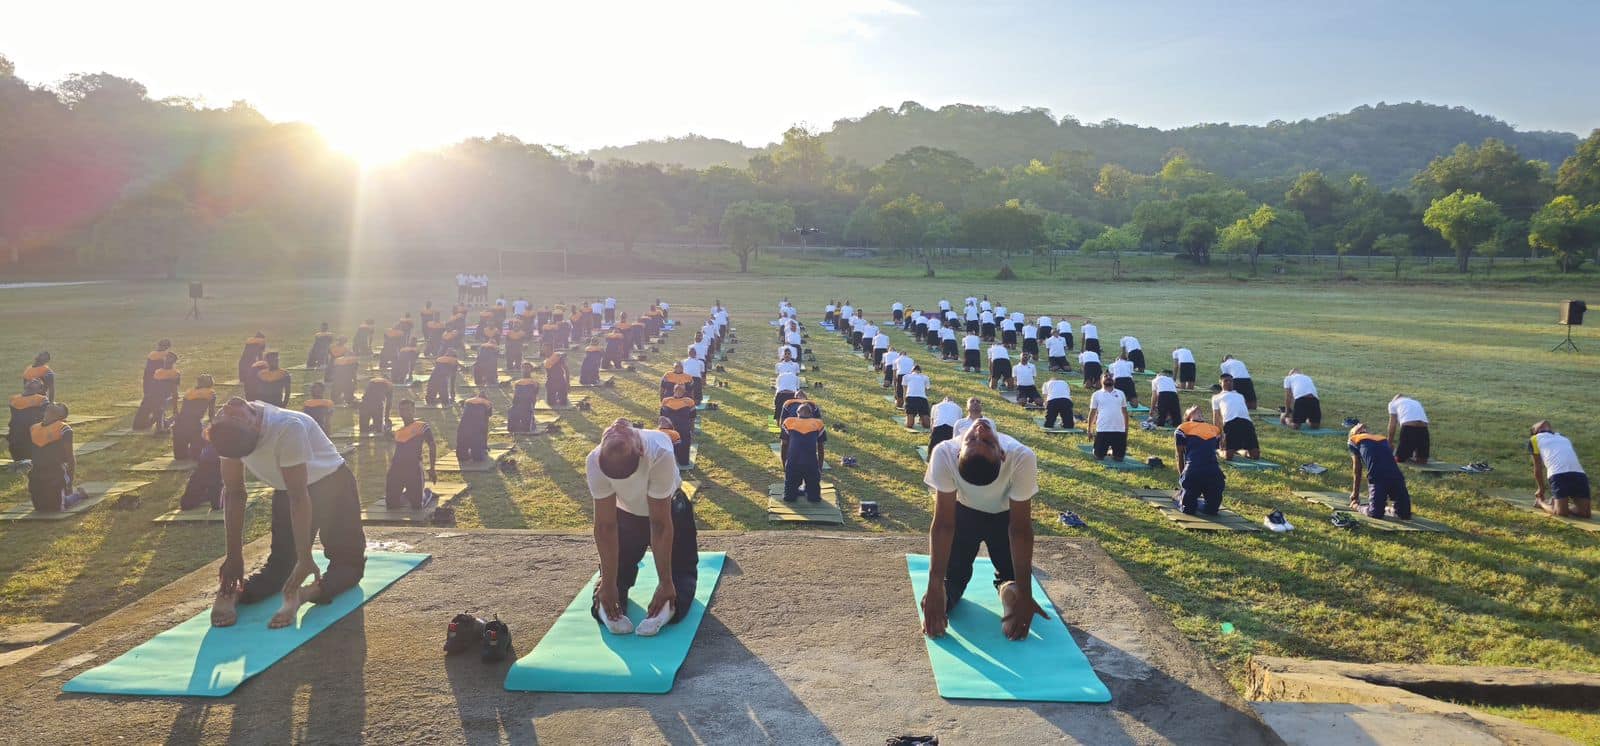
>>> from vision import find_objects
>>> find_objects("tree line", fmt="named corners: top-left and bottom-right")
top-left (2, 56), bottom-right (1597, 277)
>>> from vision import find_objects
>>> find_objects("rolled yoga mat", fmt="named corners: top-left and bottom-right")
top-left (504, 551), bottom-right (726, 694)
top-left (905, 554), bottom-right (1111, 703)
top-left (62, 551), bottom-right (429, 697)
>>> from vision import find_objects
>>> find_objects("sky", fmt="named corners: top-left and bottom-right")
top-left (4, 0), bottom-right (1597, 162)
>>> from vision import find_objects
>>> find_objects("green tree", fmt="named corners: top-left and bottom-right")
top-left (957, 203), bottom-right (1046, 258)
top-left (720, 201), bottom-right (794, 273)
top-left (1422, 190), bottom-right (1505, 273)
top-left (1216, 219), bottom-right (1261, 271)
top-left (1131, 199), bottom-right (1185, 250)
top-left (871, 194), bottom-right (946, 251)
top-left (1529, 195), bottom-right (1600, 272)
top-left (1178, 219), bottom-right (1217, 263)
top-left (1555, 129), bottom-right (1600, 205)
top-left (1373, 233), bottom-right (1411, 279)
top-left (1413, 139), bottom-right (1550, 220)
top-left (1081, 225), bottom-right (1140, 278)
top-left (1284, 170), bottom-right (1341, 226)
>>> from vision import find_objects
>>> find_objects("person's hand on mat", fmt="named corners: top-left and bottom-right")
top-left (218, 551), bottom-right (245, 596)
top-left (1000, 583), bottom-right (1049, 641)
top-left (270, 558), bottom-right (323, 629)
top-left (1534, 485), bottom-right (1546, 501)
top-left (921, 587), bottom-right (948, 637)
top-left (1348, 493), bottom-right (1361, 509)
top-left (647, 581), bottom-right (677, 619)
top-left (597, 581), bottom-right (625, 621)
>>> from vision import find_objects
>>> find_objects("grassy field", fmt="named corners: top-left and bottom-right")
top-left (2, 274), bottom-right (1597, 741)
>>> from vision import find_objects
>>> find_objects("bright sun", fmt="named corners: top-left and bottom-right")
top-left (317, 119), bottom-right (423, 167)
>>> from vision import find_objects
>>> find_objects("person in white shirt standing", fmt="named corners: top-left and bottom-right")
top-left (1387, 395), bottom-right (1431, 464)
top-left (902, 365), bottom-right (932, 430)
top-left (587, 419), bottom-right (698, 636)
top-left (1279, 369), bottom-right (1322, 430)
top-left (929, 396), bottom-right (963, 451)
top-left (1087, 374), bottom-right (1130, 461)
top-left (1529, 421), bottom-right (1590, 518)
top-left (1119, 336), bottom-right (1145, 372)
top-left (920, 418), bottom-right (1047, 642)
top-left (1172, 347), bottom-right (1197, 390)
top-left (207, 398), bottom-right (365, 629)
top-left (1042, 376), bottom-right (1074, 429)
top-left (1151, 370), bottom-right (1181, 427)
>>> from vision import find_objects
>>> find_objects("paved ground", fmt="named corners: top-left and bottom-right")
top-left (0, 530), bottom-right (1279, 745)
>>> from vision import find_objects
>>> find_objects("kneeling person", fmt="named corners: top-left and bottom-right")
top-left (1530, 421), bottom-right (1590, 519)
top-left (1347, 423), bottom-right (1411, 520)
top-left (1174, 408), bottom-right (1225, 515)
top-left (782, 403), bottom-right (826, 502)
top-left (386, 400), bottom-right (438, 509)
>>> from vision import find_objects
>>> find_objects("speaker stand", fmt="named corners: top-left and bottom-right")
top-left (1551, 324), bottom-right (1578, 352)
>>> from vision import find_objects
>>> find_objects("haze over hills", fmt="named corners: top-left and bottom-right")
top-left (586, 101), bottom-right (1582, 188)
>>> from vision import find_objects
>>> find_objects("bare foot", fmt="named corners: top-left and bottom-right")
top-left (268, 581), bottom-right (319, 629)
top-left (210, 593), bottom-right (239, 627)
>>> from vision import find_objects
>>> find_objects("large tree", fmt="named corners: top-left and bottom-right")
top-left (1555, 129), bottom-right (1600, 206)
top-left (720, 200), bottom-right (793, 273)
top-left (1528, 195), bottom-right (1600, 273)
top-left (1422, 190), bottom-right (1505, 273)
top-left (1413, 138), bottom-right (1550, 221)
top-left (956, 202), bottom-right (1045, 257)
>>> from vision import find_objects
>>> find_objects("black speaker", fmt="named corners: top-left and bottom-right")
top-left (188, 282), bottom-right (204, 300)
top-left (1560, 300), bottom-right (1586, 326)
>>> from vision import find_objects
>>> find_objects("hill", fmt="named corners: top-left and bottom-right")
top-left (585, 134), bottom-right (760, 170)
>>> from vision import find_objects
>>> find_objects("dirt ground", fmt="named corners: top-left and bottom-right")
top-left (0, 529), bottom-right (1279, 745)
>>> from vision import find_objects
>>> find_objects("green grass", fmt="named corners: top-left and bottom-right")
top-left (1, 274), bottom-right (1597, 739)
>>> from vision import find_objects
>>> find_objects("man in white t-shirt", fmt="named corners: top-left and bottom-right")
top-left (1119, 336), bottom-right (1145, 372)
top-left (208, 399), bottom-right (364, 629)
top-left (964, 305), bottom-right (980, 335)
top-left (1087, 374), bottom-right (1130, 461)
top-left (1044, 331), bottom-right (1070, 372)
top-left (955, 397), bottom-right (994, 437)
top-left (1056, 319), bottom-right (1074, 351)
top-left (1387, 395), bottom-right (1431, 464)
top-left (775, 368), bottom-right (803, 422)
top-left (1530, 421), bottom-right (1591, 518)
top-left (892, 301), bottom-right (905, 324)
top-left (894, 353), bottom-right (917, 408)
top-left (1020, 322), bottom-right (1040, 359)
top-left (1042, 377), bottom-right (1075, 429)
top-left (881, 348), bottom-right (901, 389)
top-left (1079, 349), bottom-right (1103, 390)
top-left (1080, 321), bottom-right (1100, 354)
top-left (1279, 369), bottom-right (1321, 430)
top-left (1172, 347), bottom-right (1197, 390)
top-left (929, 396), bottom-right (963, 452)
top-left (604, 296), bottom-right (618, 325)
top-left (962, 332), bottom-right (983, 372)
top-left (456, 273), bottom-right (468, 302)
top-left (513, 297), bottom-right (530, 317)
top-left (988, 342), bottom-right (1013, 390)
top-left (1211, 375), bottom-right (1260, 460)
top-left (1219, 355), bottom-right (1256, 409)
top-left (939, 324), bottom-right (959, 361)
top-left (902, 365), bottom-right (932, 430)
top-left (1012, 354), bottom-right (1040, 406)
top-left (979, 308), bottom-right (997, 342)
top-left (1151, 370), bottom-right (1181, 427)
top-left (1108, 354), bottom-right (1139, 408)
top-left (872, 330), bottom-right (891, 369)
top-left (920, 418), bottom-right (1046, 642)
top-left (681, 349), bottom-right (706, 403)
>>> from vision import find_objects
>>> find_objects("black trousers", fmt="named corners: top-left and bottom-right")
top-left (945, 502), bottom-right (1015, 609)
top-left (591, 494), bottom-right (699, 624)
top-left (1128, 349), bottom-right (1146, 371)
top-left (385, 458), bottom-right (427, 508)
top-left (1396, 425), bottom-right (1430, 462)
top-left (928, 424), bottom-right (954, 452)
top-left (360, 403), bottom-right (388, 433)
top-left (240, 465), bottom-right (366, 606)
top-left (1093, 431), bottom-right (1128, 460)
top-left (1044, 399), bottom-right (1074, 428)
top-left (774, 391), bottom-right (796, 422)
top-left (964, 349), bottom-right (980, 370)
top-left (1154, 391), bottom-right (1181, 427)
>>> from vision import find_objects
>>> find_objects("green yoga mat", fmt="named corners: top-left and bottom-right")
top-left (905, 554), bottom-right (1111, 702)
top-left (62, 551), bottom-right (429, 697)
top-left (504, 551), bottom-right (726, 693)
top-left (1223, 457), bottom-right (1281, 471)
top-left (1077, 444), bottom-right (1150, 470)
top-left (1269, 421), bottom-right (1343, 436)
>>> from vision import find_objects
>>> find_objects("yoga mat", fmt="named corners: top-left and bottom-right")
top-left (1294, 491), bottom-right (1450, 532)
top-left (890, 415), bottom-right (928, 432)
top-left (999, 391), bottom-right (1043, 409)
top-left (1269, 421), bottom-right (1343, 437)
top-left (503, 551), bottom-right (726, 694)
top-left (1034, 417), bottom-right (1084, 434)
top-left (1, 414), bottom-right (111, 438)
top-left (535, 396), bottom-right (588, 411)
top-left (73, 440), bottom-right (116, 457)
top-left (360, 482), bottom-right (468, 523)
top-left (130, 457), bottom-right (198, 472)
top-left (1077, 444), bottom-right (1149, 470)
top-left (152, 486), bottom-right (274, 523)
top-left (1401, 461), bottom-right (1473, 474)
top-left (1130, 490), bottom-right (1260, 532)
top-left (905, 554), bottom-right (1111, 703)
top-left (0, 480), bottom-right (149, 521)
top-left (766, 482), bottom-right (843, 523)
top-left (884, 394), bottom-right (904, 409)
top-left (1223, 457), bottom-right (1281, 471)
top-left (435, 445), bottom-right (514, 472)
top-left (1484, 489), bottom-right (1600, 533)
top-left (577, 376), bottom-right (616, 389)
top-left (678, 445), bottom-right (699, 471)
top-left (768, 442), bottom-right (830, 469)
top-left (916, 445), bottom-right (929, 462)
top-left (62, 551), bottom-right (429, 697)
top-left (693, 399), bottom-right (713, 412)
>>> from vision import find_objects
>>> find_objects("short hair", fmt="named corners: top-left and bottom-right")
top-left (1162, 369), bottom-right (1173, 377)
top-left (957, 446), bottom-right (1003, 486)
top-left (598, 442), bottom-right (641, 481)
top-left (1219, 373), bottom-right (1234, 383)
top-left (209, 418), bottom-right (260, 458)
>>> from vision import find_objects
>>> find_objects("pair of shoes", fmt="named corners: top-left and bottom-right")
top-left (1462, 461), bottom-right (1492, 473)
top-left (1330, 512), bottom-right (1359, 529)
top-left (1264, 509), bottom-right (1294, 532)
top-left (841, 456), bottom-right (858, 467)
top-left (1058, 511), bottom-right (1087, 528)
top-left (444, 613), bottom-right (513, 662)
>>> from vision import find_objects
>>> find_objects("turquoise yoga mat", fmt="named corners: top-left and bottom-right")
top-left (62, 551), bottom-right (429, 697)
top-left (906, 554), bottom-right (1111, 703)
top-left (504, 551), bottom-right (726, 694)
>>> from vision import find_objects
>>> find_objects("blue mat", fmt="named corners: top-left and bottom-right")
top-left (504, 551), bottom-right (726, 693)
top-left (63, 551), bottom-right (429, 697)
top-left (906, 554), bottom-right (1111, 702)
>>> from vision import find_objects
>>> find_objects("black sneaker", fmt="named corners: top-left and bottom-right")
top-left (481, 618), bottom-right (512, 663)
top-left (445, 613), bottom-right (485, 654)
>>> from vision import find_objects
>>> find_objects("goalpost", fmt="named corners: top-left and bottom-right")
top-left (496, 248), bottom-right (570, 277)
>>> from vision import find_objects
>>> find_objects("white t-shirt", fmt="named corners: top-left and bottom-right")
top-left (988, 344), bottom-right (1010, 362)
top-left (1532, 432), bottom-right (1586, 477)
top-left (883, 351), bottom-right (900, 371)
top-left (1109, 359), bottom-right (1134, 378)
top-left (1120, 336), bottom-right (1141, 352)
top-left (776, 371), bottom-right (802, 392)
top-left (691, 340), bottom-right (709, 360)
top-left (873, 333), bottom-right (890, 350)
top-left (605, 297), bottom-right (617, 310)
top-left (861, 325), bottom-right (878, 340)
top-left (1009, 311), bottom-right (1023, 324)
top-left (1057, 320), bottom-right (1072, 335)
top-left (964, 334), bottom-right (981, 351)
top-left (1081, 323), bottom-right (1098, 340)
top-left (939, 300), bottom-right (952, 311)
top-left (237, 403), bottom-right (347, 491)
top-left (1037, 316), bottom-right (1053, 330)
top-left (1045, 336), bottom-right (1067, 356)
top-left (1212, 391), bottom-right (1249, 422)
top-left (925, 434), bottom-right (1039, 514)
top-left (902, 373), bottom-right (930, 399)
top-left (1022, 324), bottom-right (1038, 340)
top-left (591, 302), bottom-right (604, 316)
top-left (892, 302), bottom-right (905, 311)
top-left (1079, 350), bottom-right (1101, 366)
top-left (681, 357), bottom-right (705, 379)
top-left (999, 318), bottom-right (1015, 332)
top-left (1044, 379), bottom-right (1072, 401)
top-left (1173, 348), bottom-right (1195, 364)
top-left (456, 273), bottom-right (466, 287)
top-left (979, 300), bottom-right (992, 312)
top-left (927, 318), bottom-right (943, 334)
top-left (776, 361), bottom-right (801, 377)
top-left (586, 429), bottom-right (681, 517)
top-left (980, 310), bottom-right (995, 325)
top-left (965, 307), bottom-right (979, 321)
top-left (939, 327), bottom-right (956, 342)
top-left (1152, 375), bottom-right (1178, 394)
top-left (896, 356), bottom-right (916, 376)
top-left (786, 330), bottom-right (803, 346)
top-left (1220, 359), bottom-right (1250, 379)
top-left (1284, 373), bottom-right (1318, 399)
top-left (931, 400), bottom-right (963, 427)
top-left (513, 300), bottom-right (529, 316)
top-left (824, 304), bottom-right (836, 315)
top-left (1388, 397), bottom-right (1428, 424)
top-left (1014, 363), bottom-right (1037, 386)
top-left (841, 305), bottom-right (854, 319)
top-left (1090, 389), bottom-right (1128, 432)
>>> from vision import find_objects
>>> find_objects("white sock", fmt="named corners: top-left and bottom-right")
top-left (636, 601), bottom-right (674, 637)
top-left (599, 608), bottom-right (633, 635)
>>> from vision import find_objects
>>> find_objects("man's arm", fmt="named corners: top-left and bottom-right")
top-left (1120, 404), bottom-right (1129, 431)
top-left (1087, 407), bottom-right (1098, 435)
top-left (220, 457), bottom-right (249, 591)
top-left (1005, 498), bottom-right (1045, 640)
top-left (1532, 452), bottom-right (1548, 498)
top-left (1349, 454), bottom-right (1364, 501)
top-left (1284, 386), bottom-right (1293, 412)
top-left (1174, 440), bottom-right (1187, 472)
top-left (922, 489), bottom-right (958, 636)
top-left (280, 463), bottom-right (319, 591)
top-left (1387, 413), bottom-right (1398, 444)
top-left (593, 495), bottom-right (623, 617)
top-left (425, 430), bottom-right (437, 480)
top-left (645, 494), bottom-right (677, 617)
